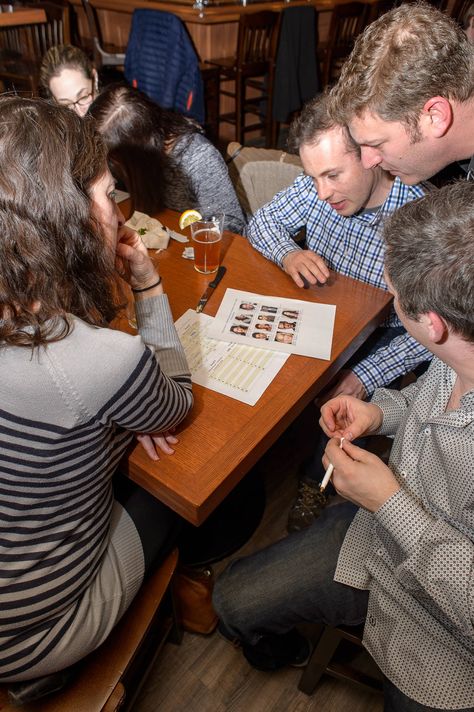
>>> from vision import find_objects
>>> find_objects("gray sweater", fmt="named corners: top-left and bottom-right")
top-left (0, 294), bottom-right (192, 681)
top-left (166, 133), bottom-right (246, 234)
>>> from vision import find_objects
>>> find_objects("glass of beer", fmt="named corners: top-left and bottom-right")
top-left (190, 212), bottom-right (224, 274)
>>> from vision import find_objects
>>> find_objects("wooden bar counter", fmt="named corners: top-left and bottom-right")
top-left (69, 0), bottom-right (364, 63)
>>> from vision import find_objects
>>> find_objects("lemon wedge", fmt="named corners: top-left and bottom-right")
top-left (178, 209), bottom-right (202, 230)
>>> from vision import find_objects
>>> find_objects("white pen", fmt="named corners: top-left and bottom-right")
top-left (320, 437), bottom-right (345, 492)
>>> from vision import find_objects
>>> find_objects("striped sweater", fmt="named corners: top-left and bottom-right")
top-left (0, 294), bottom-right (192, 680)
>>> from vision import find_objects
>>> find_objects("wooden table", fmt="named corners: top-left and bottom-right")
top-left (0, 7), bottom-right (46, 27)
top-left (121, 209), bottom-right (392, 525)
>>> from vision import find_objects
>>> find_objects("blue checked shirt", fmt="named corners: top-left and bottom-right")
top-left (247, 175), bottom-right (431, 395)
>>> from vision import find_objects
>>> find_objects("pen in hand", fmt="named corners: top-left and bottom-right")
top-left (320, 437), bottom-right (345, 492)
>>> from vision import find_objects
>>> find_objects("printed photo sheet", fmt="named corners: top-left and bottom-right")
top-left (206, 289), bottom-right (336, 359)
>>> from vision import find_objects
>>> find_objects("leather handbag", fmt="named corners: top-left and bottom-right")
top-left (173, 565), bottom-right (218, 635)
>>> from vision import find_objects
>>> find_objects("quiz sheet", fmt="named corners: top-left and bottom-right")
top-left (175, 310), bottom-right (289, 406)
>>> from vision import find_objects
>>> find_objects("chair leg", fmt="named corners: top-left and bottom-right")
top-left (236, 72), bottom-right (245, 145)
top-left (298, 625), bottom-right (342, 695)
top-left (267, 118), bottom-right (278, 149)
top-left (167, 580), bottom-right (184, 645)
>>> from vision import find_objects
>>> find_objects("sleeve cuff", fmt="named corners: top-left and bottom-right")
top-left (375, 488), bottom-right (435, 557)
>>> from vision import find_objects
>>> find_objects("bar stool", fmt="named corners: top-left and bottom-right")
top-left (451, 0), bottom-right (473, 22)
top-left (206, 10), bottom-right (281, 148)
top-left (80, 0), bottom-right (125, 70)
top-left (365, 0), bottom-right (398, 24)
top-left (0, 548), bottom-right (180, 711)
top-left (298, 623), bottom-right (383, 696)
top-left (318, 2), bottom-right (368, 88)
top-left (0, 0), bottom-right (71, 93)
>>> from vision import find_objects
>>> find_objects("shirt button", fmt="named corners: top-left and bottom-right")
top-left (423, 426), bottom-right (431, 435)
top-left (369, 615), bottom-right (376, 626)
top-left (399, 470), bottom-right (407, 479)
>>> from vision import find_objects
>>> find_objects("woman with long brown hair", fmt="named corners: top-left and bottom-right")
top-left (0, 96), bottom-right (193, 682)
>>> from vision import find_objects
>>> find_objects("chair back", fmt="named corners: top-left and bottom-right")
top-left (322, 1), bottom-right (367, 86)
top-left (227, 142), bottom-right (302, 216)
top-left (365, 0), bottom-right (398, 24)
top-left (0, 0), bottom-right (71, 91)
top-left (79, 0), bottom-right (125, 68)
top-left (451, 0), bottom-right (473, 23)
top-left (125, 9), bottom-right (205, 123)
top-left (236, 11), bottom-right (280, 76)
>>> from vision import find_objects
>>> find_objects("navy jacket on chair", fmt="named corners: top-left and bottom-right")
top-left (125, 9), bottom-right (205, 124)
top-left (273, 6), bottom-right (320, 124)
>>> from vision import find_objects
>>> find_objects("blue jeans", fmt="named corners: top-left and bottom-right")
top-left (213, 502), bottom-right (471, 712)
top-left (213, 502), bottom-right (368, 644)
top-left (383, 678), bottom-right (474, 712)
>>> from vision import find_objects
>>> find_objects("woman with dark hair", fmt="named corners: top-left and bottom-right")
top-left (230, 325), bottom-right (248, 335)
top-left (0, 97), bottom-right (193, 682)
top-left (89, 84), bottom-right (246, 234)
top-left (39, 44), bottom-right (98, 116)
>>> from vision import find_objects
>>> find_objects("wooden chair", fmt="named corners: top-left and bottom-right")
top-left (200, 62), bottom-right (220, 144)
top-left (226, 141), bottom-right (303, 216)
top-left (80, 0), bottom-right (125, 69)
top-left (206, 11), bottom-right (281, 148)
top-left (298, 623), bottom-right (383, 696)
top-left (450, 0), bottom-right (473, 23)
top-left (0, 0), bottom-right (70, 93)
top-left (0, 548), bottom-right (180, 711)
top-left (318, 2), bottom-right (368, 88)
top-left (365, 0), bottom-right (398, 24)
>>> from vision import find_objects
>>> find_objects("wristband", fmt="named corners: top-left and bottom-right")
top-left (131, 276), bottom-right (162, 293)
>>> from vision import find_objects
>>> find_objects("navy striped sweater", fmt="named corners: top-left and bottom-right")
top-left (0, 294), bottom-right (192, 680)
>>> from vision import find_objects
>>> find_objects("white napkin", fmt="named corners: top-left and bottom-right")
top-left (125, 211), bottom-right (170, 249)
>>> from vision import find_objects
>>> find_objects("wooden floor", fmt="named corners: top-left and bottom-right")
top-left (134, 405), bottom-right (384, 712)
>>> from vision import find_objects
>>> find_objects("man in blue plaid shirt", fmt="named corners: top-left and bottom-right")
top-left (247, 94), bottom-right (431, 531)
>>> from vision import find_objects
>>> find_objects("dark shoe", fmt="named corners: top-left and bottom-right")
top-left (242, 629), bottom-right (312, 671)
top-left (287, 481), bottom-right (329, 533)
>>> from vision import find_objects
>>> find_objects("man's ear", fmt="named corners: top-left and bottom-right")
top-left (422, 311), bottom-right (449, 343)
top-left (420, 97), bottom-right (453, 138)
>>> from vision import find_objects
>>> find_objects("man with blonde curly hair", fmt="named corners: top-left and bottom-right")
top-left (330, 2), bottom-right (474, 185)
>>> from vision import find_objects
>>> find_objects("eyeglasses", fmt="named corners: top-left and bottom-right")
top-left (61, 91), bottom-right (94, 111)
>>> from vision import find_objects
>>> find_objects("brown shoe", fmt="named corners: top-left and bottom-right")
top-left (287, 481), bottom-right (329, 532)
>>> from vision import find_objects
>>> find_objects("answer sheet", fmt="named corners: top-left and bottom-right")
top-left (175, 310), bottom-right (289, 405)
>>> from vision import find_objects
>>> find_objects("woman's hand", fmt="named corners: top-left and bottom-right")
top-left (319, 395), bottom-right (383, 441)
top-left (115, 226), bottom-right (160, 291)
top-left (136, 430), bottom-right (178, 461)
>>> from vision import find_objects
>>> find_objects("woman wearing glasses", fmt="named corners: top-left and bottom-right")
top-left (40, 44), bottom-right (98, 117)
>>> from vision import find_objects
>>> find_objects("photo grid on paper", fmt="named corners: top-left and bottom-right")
top-left (229, 302), bottom-right (302, 347)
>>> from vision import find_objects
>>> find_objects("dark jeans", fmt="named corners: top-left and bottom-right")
top-left (213, 502), bottom-right (368, 643)
top-left (383, 678), bottom-right (474, 712)
top-left (113, 472), bottom-right (182, 576)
